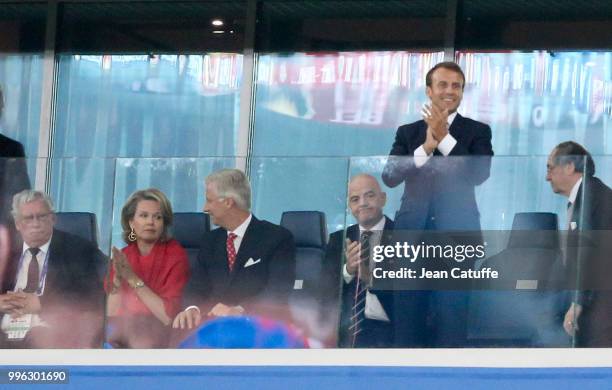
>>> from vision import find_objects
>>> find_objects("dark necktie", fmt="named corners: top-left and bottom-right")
top-left (227, 233), bottom-right (238, 272)
top-left (24, 247), bottom-right (40, 293)
top-left (349, 231), bottom-right (372, 347)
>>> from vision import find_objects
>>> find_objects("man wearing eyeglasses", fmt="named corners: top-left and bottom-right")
top-left (0, 190), bottom-right (105, 348)
top-left (546, 141), bottom-right (612, 347)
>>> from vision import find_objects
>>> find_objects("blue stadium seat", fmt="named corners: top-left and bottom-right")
top-left (172, 212), bottom-right (210, 267)
top-left (468, 212), bottom-right (568, 347)
top-left (280, 211), bottom-right (328, 342)
top-left (54, 212), bottom-right (99, 246)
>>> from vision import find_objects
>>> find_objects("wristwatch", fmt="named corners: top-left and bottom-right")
top-left (128, 278), bottom-right (145, 289)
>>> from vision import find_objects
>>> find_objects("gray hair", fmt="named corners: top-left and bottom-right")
top-left (205, 169), bottom-right (251, 211)
top-left (552, 141), bottom-right (595, 177)
top-left (11, 190), bottom-right (55, 219)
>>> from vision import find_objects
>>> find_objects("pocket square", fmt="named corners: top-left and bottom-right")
top-left (244, 258), bottom-right (261, 268)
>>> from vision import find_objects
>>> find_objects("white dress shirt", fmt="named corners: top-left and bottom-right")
top-left (342, 216), bottom-right (390, 322)
top-left (414, 111), bottom-right (459, 168)
top-left (566, 177), bottom-right (583, 230)
top-left (227, 213), bottom-right (253, 254)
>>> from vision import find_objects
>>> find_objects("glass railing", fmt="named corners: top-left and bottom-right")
top-left (0, 155), bottom-right (609, 349)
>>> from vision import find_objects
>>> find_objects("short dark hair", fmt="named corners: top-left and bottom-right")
top-left (551, 141), bottom-right (595, 177)
top-left (425, 62), bottom-right (465, 89)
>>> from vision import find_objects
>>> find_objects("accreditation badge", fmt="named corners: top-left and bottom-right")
top-left (1, 313), bottom-right (32, 340)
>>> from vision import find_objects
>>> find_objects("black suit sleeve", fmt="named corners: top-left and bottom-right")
top-left (447, 122), bottom-right (493, 186)
top-left (0, 142), bottom-right (30, 222)
top-left (257, 229), bottom-right (296, 305)
top-left (40, 240), bottom-right (106, 315)
top-left (382, 124), bottom-right (421, 188)
top-left (183, 237), bottom-right (213, 310)
top-left (38, 234), bottom-right (107, 347)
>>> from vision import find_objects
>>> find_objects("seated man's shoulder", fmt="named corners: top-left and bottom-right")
top-left (50, 230), bottom-right (103, 268)
top-left (0, 133), bottom-right (25, 157)
top-left (52, 229), bottom-right (96, 248)
top-left (459, 115), bottom-right (490, 130)
top-left (253, 218), bottom-right (293, 241)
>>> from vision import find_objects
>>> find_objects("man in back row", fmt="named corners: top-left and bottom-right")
top-left (173, 169), bottom-right (296, 329)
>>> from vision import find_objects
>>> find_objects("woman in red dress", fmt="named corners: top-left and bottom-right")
top-left (106, 188), bottom-right (189, 348)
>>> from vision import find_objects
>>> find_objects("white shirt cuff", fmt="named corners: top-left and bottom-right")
top-left (437, 133), bottom-right (457, 156)
top-left (185, 305), bottom-right (200, 313)
top-left (414, 145), bottom-right (432, 168)
top-left (343, 263), bottom-right (355, 284)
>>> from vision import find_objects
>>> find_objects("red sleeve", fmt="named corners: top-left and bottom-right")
top-left (103, 261), bottom-right (116, 294)
top-left (156, 241), bottom-right (190, 318)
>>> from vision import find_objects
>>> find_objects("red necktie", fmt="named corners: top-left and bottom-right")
top-left (227, 233), bottom-right (238, 272)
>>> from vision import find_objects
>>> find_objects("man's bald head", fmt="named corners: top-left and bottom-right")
top-left (347, 174), bottom-right (386, 229)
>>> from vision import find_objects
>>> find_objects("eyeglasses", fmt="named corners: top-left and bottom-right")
top-left (20, 213), bottom-right (53, 224)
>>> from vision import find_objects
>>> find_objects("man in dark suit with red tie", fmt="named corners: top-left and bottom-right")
top-left (0, 190), bottom-right (105, 348)
top-left (173, 169), bottom-right (296, 330)
top-left (546, 141), bottom-right (612, 347)
top-left (382, 62), bottom-right (494, 347)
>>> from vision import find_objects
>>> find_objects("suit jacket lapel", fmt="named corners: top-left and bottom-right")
top-left (448, 113), bottom-right (464, 141)
top-left (213, 228), bottom-right (231, 279)
top-left (381, 216), bottom-right (395, 245)
top-left (229, 216), bottom-right (259, 283)
top-left (43, 231), bottom-right (64, 296)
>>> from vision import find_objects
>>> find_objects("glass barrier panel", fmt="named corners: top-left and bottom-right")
top-left (253, 52), bottom-right (445, 157)
top-left (339, 155), bottom-right (609, 348)
top-left (0, 54), bottom-right (44, 169)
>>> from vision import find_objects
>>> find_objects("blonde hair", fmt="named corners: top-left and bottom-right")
top-left (121, 188), bottom-right (173, 243)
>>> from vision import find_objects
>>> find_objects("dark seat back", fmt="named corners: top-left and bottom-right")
top-left (172, 212), bottom-right (210, 268)
top-left (507, 212), bottom-right (559, 249)
top-left (55, 212), bottom-right (99, 246)
top-left (280, 211), bottom-right (328, 341)
top-left (468, 211), bottom-right (567, 347)
top-left (280, 211), bottom-right (328, 286)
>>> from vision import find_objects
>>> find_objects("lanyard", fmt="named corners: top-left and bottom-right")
top-left (16, 248), bottom-right (50, 295)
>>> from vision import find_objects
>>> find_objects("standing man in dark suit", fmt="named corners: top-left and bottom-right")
top-left (0, 190), bottom-right (105, 348)
top-left (323, 174), bottom-right (394, 347)
top-left (173, 169), bottom-right (296, 330)
top-left (546, 141), bottom-right (612, 347)
top-left (382, 62), bottom-right (494, 347)
top-left (382, 61), bottom-right (493, 231)
top-left (0, 85), bottom-right (31, 224)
